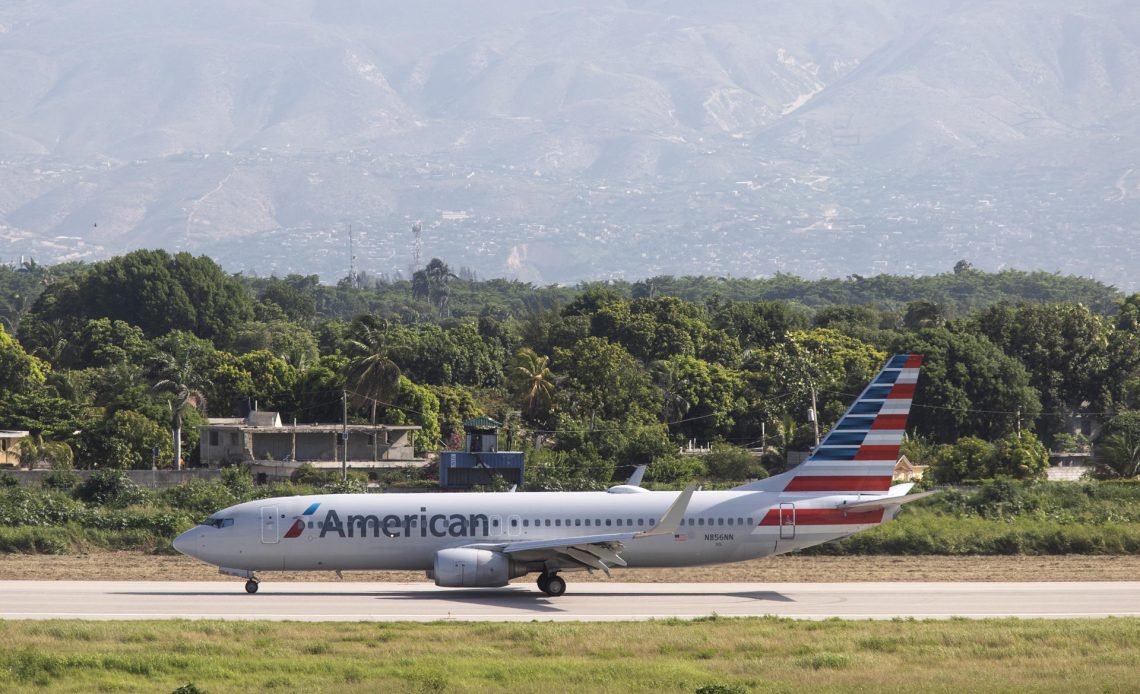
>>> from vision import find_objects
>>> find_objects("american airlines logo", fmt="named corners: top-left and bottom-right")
top-left (282, 502), bottom-right (322, 538)
top-left (292, 507), bottom-right (493, 540)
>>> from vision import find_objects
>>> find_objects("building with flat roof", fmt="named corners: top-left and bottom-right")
top-left (198, 412), bottom-right (423, 481)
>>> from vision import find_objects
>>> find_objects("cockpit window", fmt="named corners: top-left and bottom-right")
top-left (199, 517), bottom-right (234, 529)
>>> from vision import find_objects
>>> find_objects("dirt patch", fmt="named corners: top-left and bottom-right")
top-left (1, 552), bottom-right (1137, 583)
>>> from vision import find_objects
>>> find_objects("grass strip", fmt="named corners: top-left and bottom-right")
top-left (0, 616), bottom-right (1137, 693)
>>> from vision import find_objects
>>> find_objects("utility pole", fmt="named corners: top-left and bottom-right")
top-left (808, 383), bottom-right (820, 449)
top-left (342, 390), bottom-right (349, 481)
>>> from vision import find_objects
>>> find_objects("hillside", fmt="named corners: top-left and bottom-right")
top-left (0, 1), bottom-right (1138, 288)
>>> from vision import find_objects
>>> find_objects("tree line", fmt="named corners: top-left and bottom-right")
top-left (1, 249), bottom-right (1139, 487)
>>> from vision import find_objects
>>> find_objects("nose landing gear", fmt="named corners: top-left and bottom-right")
top-left (537, 572), bottom-right (566, 597)
top-left (244, 579), bottom-right (259, 594)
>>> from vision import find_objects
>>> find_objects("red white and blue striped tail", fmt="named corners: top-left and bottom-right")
top-left (733, 354), bottom-right (923, 494)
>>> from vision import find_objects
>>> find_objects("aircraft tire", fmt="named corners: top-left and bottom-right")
top-left (537, 573), bottom-right (550, 593)
top-left (543, 574), bottom-right (566, 597)
top-left (245, 580), bottom-right (259, 594)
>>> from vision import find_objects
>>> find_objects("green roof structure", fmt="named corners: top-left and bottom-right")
top-left (462, 416), bottom-right (502, 430)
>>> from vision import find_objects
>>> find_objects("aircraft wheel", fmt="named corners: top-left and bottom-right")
top-left (543, 574), bottom-right (566, 597)
top-left (537, 573), bottom-right (550, 594)
top-left (245, 580), bottom-right (259, 594)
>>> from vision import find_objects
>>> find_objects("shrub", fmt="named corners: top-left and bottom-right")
top-left (703, 446), bottom-right (767, 482)
top-left (41, 469), bottom-right (79, 493)
top-left (74, 469), bottom-right (149, 507)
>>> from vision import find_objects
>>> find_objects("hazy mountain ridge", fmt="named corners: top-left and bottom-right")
top-left (0, 1), bottom-right (1138, 290)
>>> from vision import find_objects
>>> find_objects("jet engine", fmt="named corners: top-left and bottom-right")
top-left (429, 548), bottom-right (527, 587)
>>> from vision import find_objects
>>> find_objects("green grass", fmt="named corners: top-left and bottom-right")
top-left (0, 617), bottom-right (1137, 693)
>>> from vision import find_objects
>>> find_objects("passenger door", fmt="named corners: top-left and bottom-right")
top-left (261, 506), bottom-right (279, 544)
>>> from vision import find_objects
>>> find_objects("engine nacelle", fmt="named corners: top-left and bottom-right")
top-left (430, 547), bottom-right (526, 587)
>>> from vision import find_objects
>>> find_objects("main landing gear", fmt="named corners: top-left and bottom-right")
top-left (537, 572), bottom-right (566, 597)
top-left (245, 579), bottom-right (259, 594)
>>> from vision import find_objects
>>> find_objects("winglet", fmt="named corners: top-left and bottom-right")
top-left (626, 465), bottom-right (647, 487)
top-left (636, 484), bottom-right (697, 538)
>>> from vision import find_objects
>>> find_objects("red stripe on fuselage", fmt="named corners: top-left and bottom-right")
top-left (784, 475), bottom-right (893, 492)
top-left (759, 508), bottom-right (885, 526)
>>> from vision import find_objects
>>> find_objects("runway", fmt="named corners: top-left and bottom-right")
top-left (1, 580), bottom-right (1138, 621)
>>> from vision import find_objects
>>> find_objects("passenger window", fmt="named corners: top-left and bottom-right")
top-left (523, 520), bottom-right (529, 527)
top-left (492, 519), bottom-right (500, 527)
top-left (615, 519), bottom-right (622, 526)
top-left (747, 518), bottom-right (753, 525)
top-left (575, 519), bottom-right (581, 527)
top-left (718, 518), bottom-right (724, 526)
top-left (545, 519), bottom-right (551, 527)
top-left (627, 518), bottom-right (633, 525)
top-left (698, 518), bottom-right (705, 526)
top-left (307, 521), bottom-right (313, 529)
top-left (510, 518), bottom-right (518, 527)
top-left (605, 519), bottom-right (612, 527)
top-left (584, 519), bottom-right (591, 527)
top-left (555, 519), bottom-right (562, 527)
top-left (649, 519), bottom-right (656, 526)
top-left (727, 518), bottom-right (734, 526)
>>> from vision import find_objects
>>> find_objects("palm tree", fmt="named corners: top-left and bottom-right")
top-left (425, 258), bottom-right (456, 317)
top-left (1096, 430), bottom-right (1140, 479)
top-left (652, 359), bottom-right (691, 423)
top-left (152, 337), bottom-right (210, 470)
top-left (510, 347), bottom-right (557, 423)
top-left (17, 434), bottom-right (74, 470)
top-left (342, 316), bottom-right (402, 424)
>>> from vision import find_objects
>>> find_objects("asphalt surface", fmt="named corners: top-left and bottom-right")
top-left (2, 580), bottom-right (1138, 621)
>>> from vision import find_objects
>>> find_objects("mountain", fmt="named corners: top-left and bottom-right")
top-left (1, 1), bottom-right (1138, 290)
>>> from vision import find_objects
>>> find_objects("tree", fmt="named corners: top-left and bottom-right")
top-left (152, 333), bottom-right (212, 469)
top-left (26, 249), bottom-right (254, 347)
top-left (929, 436), bottom-right (994, 484)
top-left (894, 327), bottom-right (1041, 442)
top-left (991, 432), bottom-right (1050, 480)
top-left (652, 359), bottom-right (691, 423)
top-left (970, 303), bottom-right (1111, 440)
top-left (0, 324), bottom-right (47, 394)
top-left (510, 347), bottom-right (557, 424)
top-left (1094, 411), bottom-right (1140, 479)
top-left (342, 316), bottom-right (402, 424)
top-left (16, 433), bottom-right (74, 470)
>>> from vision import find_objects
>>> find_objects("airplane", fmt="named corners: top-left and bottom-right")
top-left (173, 354), bottom-right (933, 596)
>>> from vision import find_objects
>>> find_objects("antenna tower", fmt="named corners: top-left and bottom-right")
top-left (347, 224), bottom-right (357, 288)
top-left (411, 221), bottom-right (422, 270)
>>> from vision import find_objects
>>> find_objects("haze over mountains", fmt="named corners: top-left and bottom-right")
top-left (1, 1), bottom-right (1138, 290)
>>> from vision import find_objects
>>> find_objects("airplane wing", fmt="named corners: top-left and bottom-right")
top-left (464, 484), bottom-right (696, 575)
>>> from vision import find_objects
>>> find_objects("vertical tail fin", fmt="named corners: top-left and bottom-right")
top-left (733, 354), bottom-right (923, 493)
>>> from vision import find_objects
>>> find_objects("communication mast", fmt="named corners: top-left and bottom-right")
top-left (347, 224), bottom-right (357, 288)
top-left (411, 221), bottom-right (422, 270)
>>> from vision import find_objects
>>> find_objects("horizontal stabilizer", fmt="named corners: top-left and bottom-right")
top-left (836, 490), bottom-right (939, 513)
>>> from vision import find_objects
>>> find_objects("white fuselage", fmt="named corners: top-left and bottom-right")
top-left (173, 488), bottom-right (892, 574)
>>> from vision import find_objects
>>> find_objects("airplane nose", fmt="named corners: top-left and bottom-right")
top-left (172, 529), bottom-right (198, 558)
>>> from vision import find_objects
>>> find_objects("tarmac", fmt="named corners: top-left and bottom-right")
top-left (2, 580), bottom-right (1138, 621)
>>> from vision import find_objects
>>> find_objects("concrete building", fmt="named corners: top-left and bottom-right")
top-left (198, 412), bottom-right (423, 481)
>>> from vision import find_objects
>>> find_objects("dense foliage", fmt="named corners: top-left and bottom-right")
top-left (0, 252), bottom-right (1139, 487)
